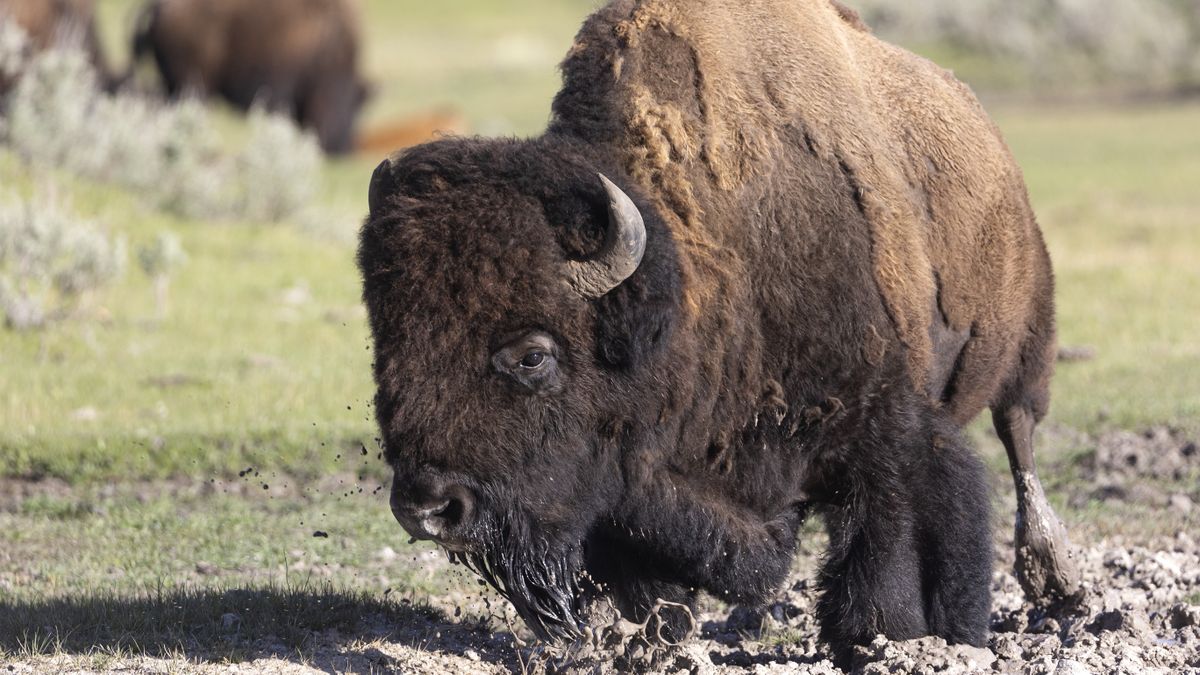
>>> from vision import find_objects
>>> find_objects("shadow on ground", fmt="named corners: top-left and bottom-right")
top-left (0, 583), bottom-right (518, 671)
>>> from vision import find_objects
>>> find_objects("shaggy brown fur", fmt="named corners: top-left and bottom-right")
top-left (360, 0), bottom-right (1080, 664)
top-left (552, 0), bottom-right (1080, 607)
top-left (131, 0), bottom-right (369, 154)
top-left (557, 0), bottom-right (1044, 407)
top-left (0, 0), bottom-right (114, 94)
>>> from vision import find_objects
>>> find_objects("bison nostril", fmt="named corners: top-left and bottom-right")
top-left (416, 499), bottom-right (452, 537)
top-left (413, 487), bottom-right (473, 539)
top-left (425, 492), bottom-right (470, 533)
top-left (433, 497), bottom-right (463, 527)
top-left (392, 479), bottom-right (476, 543)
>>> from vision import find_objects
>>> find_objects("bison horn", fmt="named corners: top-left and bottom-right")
top-left (565, 174), bottom-right (647, 299)
top-left (368, 157), bottom-right (395, 216)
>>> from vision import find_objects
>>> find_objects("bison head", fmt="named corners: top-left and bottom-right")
top-left (358, 138), bottom-right (681, 639)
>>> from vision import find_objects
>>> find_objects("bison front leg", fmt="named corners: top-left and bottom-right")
top-left (609, 469), bottom-right (806, 615)
top-left (816, 422), bottom-right (992, 668)
top-left (992, 404), bottom-right (1083, 607)
top-left (584, 530), bottom-right (697, 644)
top-left (816, 484), bottom-right (928, 667)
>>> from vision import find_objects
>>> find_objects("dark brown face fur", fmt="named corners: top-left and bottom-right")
top-left (358, 137), bottom-right (681, 638)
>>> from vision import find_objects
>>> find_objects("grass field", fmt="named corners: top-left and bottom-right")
top-left (2, 0), bottom-right (1198, 666)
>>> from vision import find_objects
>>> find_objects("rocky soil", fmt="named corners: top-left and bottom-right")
top-left (4, 427), bottom-right (1198, 674)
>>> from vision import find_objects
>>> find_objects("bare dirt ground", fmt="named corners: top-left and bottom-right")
top-left (3, 427), bottom-right (1198, 674)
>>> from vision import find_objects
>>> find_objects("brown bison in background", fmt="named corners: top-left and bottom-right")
top-left (361, 0), bottom-right (1084, 664)
top-left (355, 108), bottom-right (468, 160)
top-left (0, 0), bottom-right (115, 94)
top-left (131, 0), bottom-right (369, 154)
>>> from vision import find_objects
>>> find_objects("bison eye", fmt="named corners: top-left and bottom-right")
top-left (493, 331), bottom-right (562, 394)
top-left (519, 351), bottom-right (548, 369)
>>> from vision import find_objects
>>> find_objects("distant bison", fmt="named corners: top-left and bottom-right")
top-left (0, 0), bottom-right (115, 94)
top-left (360, 0), bottom-right (1081, 664)
top-left (355, 108), bottom-right (468, 160)
top-left (131, 0), bottom-right (369, 154)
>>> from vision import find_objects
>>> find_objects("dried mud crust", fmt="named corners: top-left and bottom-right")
top-left (1076, 427), bottom-right (1200, 512)
top-left (689, 534), bottom-right (1200, 674)
top-left (4, 536), bottom-right (1196, 674)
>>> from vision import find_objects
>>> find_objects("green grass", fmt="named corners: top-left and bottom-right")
top-left (2, 1), bottom-right (1198, 664)
top-left (4, 104), bottom-right (1196, 482)
top-left (0, 152), bottom-right (376, 482)
top-left (0, 479), bottom-right (440, 599)
top-left (0, 477), bottom-right (481, 659)
top-left (999, 105), bottom-right (1200, 433)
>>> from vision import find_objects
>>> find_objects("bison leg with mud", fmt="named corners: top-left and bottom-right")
top-left (358, 0), bottom-right (1082, 662)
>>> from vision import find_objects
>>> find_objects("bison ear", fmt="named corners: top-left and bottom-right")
top-left (368, 157), bottom-right (398, 216)
top-left (591, 203), bottom-right (681, 369)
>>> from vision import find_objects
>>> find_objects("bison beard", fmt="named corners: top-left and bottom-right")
top-left (454, 504), bottom-right (589, 641)
top-left (456, 496), bottom-right (804, 645)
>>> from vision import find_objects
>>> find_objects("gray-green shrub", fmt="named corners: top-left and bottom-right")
top-left (137, 230), bottom-right (187, 320)
top-left (232, 108), bottom-right (321, 223)
top-left (845, 0), bottom-right (1200, 92)
top-left (0, 190), bottom-right (126, 330)
top-left (0, 14), bottom-right (28, 88)
top-left (1, 29), bottom-right (321, 223)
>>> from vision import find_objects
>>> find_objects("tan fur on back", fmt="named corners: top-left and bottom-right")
top-left (582, 0), bottom-right (1044, 401)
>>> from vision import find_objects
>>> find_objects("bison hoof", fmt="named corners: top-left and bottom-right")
top-left (1015, 475), bottom-right (1084, 608)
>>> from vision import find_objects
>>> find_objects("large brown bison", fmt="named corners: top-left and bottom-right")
top-left (131, 0), bottom-right (369, 154)
top-left (0, 0), bottom-right (115, 94)
top-left (359, 0), bottom-right (1081, 663)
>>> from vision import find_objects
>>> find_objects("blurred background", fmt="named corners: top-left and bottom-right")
top-left (0, 0), bottom-right (1197, 664)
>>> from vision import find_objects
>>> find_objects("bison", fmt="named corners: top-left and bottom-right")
top-left (0, 0), bottom-right (115, 95)
top-left (355, 108), bottom-right (468, 161)
top-left (359, 0), bottom-right (1081, 663)
top-left (130, 0), bottom-right (369, 154)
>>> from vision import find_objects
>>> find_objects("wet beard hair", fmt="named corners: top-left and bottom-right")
top-left (453, 511), bottom-right (589, 641)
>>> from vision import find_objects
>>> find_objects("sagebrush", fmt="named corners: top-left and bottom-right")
top-left (0, 189), bottom-right (125, 330)
top-left (1, 33), bottom-right (320, 223)
top-left (137, 230), bottom-right (186, 320)
top-left (846, 0), bottom-right (1200, 92)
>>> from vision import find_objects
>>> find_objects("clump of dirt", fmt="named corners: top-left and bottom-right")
top-left (854, 636), bottom-right (995, 674)
top-left (542, 533), bottom-right (1200, 674)
top-left (1088, 427), bottom-right (1198, 482)
top-left (1077, 426), bottom-right (1199, 511)
top-left (5, 536), bottom-right (1199, 674)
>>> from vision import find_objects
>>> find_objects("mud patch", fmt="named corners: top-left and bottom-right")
top-left (1076, 427), bottom-right (1199, 511)
top-left (4, 540), bottom-right (1199, 673)
top-left (647, 535), bottom-right (1199, 674)
top-left (3, 429), bottom-right (1199, 673)
top-left (1088, 427), bottom-right (1198, 482)
top-left (463, 534), bottom-right (1200, 673)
